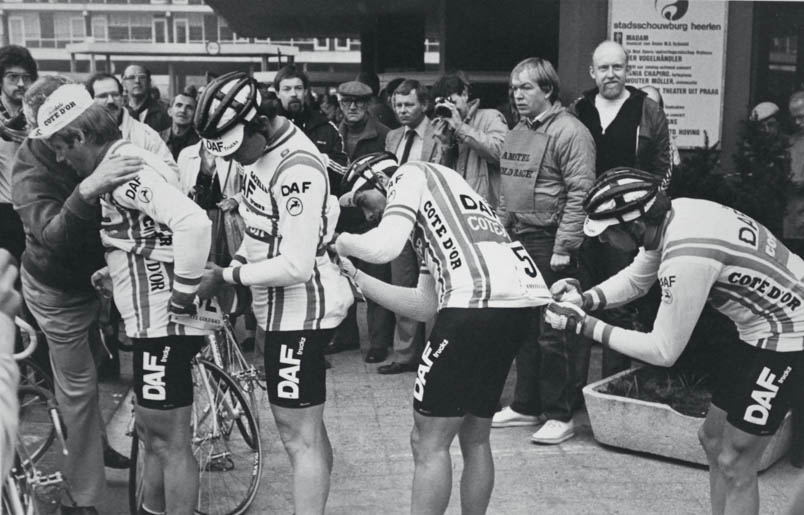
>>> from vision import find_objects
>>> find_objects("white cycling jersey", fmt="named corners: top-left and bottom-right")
top-left (588, 198), bottom-right (804, 353)
top-left (100, 140), bottom-right (212, 338)
top-left (221, 118), bottom-right (352, 332)
top-left (338, 161), bottom-right (550, 309)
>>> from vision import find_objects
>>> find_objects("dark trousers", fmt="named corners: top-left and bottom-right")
top-left (335, 259), bottom-right (395, 351)
top-left (0, 203), bottom-right (25, 262)
top-left (510, 229), bottom-right (579, 422)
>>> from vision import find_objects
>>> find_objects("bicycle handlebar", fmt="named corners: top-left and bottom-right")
top-left (13, 317), bottom-right (38, 361)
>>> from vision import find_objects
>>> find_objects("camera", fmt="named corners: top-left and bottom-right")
top-left (433, 97), bottom-right (455, 119)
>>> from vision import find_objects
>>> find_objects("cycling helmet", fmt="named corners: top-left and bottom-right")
top-left (194, 71), bottom-right (262, 157)
top-left (583, 167), bottom-right (661, 237)
top-left (339, 151), bottom-right (399, 207)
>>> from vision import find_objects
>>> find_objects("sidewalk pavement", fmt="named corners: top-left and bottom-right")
top-left (96, 304), bottom-right (802, 514)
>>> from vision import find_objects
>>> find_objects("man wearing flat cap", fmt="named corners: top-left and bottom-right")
top-left (751, 101), bottom-right (781, 138)
top-left (329, 79), bottom-right (395, 363)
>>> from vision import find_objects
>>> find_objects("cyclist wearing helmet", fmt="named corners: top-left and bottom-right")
top-left (545, 167), bottom-right (804, 515)
top-left (194, 71), bottom-right (352, 515)
top-left (334, 152), bottom-right (551, 514)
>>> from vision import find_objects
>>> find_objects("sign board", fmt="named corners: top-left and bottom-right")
top-left (609, 0), bottom-right (728, 148)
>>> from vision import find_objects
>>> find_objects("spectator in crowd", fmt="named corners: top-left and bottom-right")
top-left (122, 64), bottom-right (171, 132)
top-left (789, 91), bottom-right (804, 185)
top-left (381, 78), bottom-right (405, 130)
top-left (569, 40), bottom-right (671, 381)
top-left (356, 71), bottom-right (398, 129)
top-left (161, 90), bottom-right (200, 160)
top-left (376, 79), bottom-right (438, 374)
top-left (273, 65), bottom-right (348, 187)
top-left (14, 75), bottom-right (143, 514)
top-left (330, 80), bottom-right (394, 362)
top-left (750, 101), bottom-right (782, 138)
top-left (0, 45), bottom-right (36, 261)
top-left (0, 249), bottom-right (20, 482)
top-left (492, 57), bottom-right (594, 445)
top-left (320, 92), bottom-right (342, 125)
top-left (430, 71), bottom-right (508, 208)
top-left (86, 72), bottom-right (177, 176)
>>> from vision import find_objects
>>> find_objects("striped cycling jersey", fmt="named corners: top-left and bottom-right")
top-left (223, 118), bottom-right (352, 332)
top-left (383, 162), bottom-right (549, 309)
top-left (100, 140), bottom-right (212, 338)
top-left (590, 198), bottom-right (804, 352)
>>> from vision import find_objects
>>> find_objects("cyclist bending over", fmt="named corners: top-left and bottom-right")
top-left (32, 85), bottom-right (211, 515)
top-left (545, 167), bottom-right (804, 515)
top-left (0, 250), bottom-right (21, 481)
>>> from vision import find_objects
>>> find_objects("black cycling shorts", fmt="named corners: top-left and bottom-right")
top-left (413, 307), bottom-right (532, 418)
top-left (711, 339), bottom-right (804, 436)
top-left (132, 335), bottom-right (205, 410)
top-left (265, 329), bottom-right (333, 408)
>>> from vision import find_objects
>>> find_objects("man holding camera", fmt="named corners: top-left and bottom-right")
top-left (431, 72), bottom-right (508, 208)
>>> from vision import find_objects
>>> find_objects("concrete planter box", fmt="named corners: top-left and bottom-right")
top-left (582, 368), bottom-right (793, 471)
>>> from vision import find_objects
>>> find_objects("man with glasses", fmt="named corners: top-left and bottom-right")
top-left (122, 64), bottom-right (170, 133)
top-left (0, 45), bottom-right (36, 261)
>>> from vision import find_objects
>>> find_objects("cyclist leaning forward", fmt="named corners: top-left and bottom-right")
top-left (30, 84), bottom-right (212, 515)
top-left (333, 152), bottom-right (551, 514)
top-left (544, 167), bottom-right (804, 515)
top-left (194, 72), bottom-right (352, 515)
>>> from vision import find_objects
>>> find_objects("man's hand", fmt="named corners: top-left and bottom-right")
top-left (338, 256), bottom-right (358, 280)
top-left (334, 235), bottom-right (351, 258)
top-left (78, 155), bottom-right (144, 201)
top-left (217, 197), bottom-right (239, 212)
top-left (550, 278), bottom-right (583, 305)
top-left (0, 250), bottom-right (20, 321)
top-left (91, 266), bottom-right (113, 298)
top-left (544, 301), bottom-right (587, 335)
top-left (431, 118), bottom-right (456, 146)
top-left (197, 264), bottom-right (226, 300)
top-left (550, 252), bottom-right (571, 271)
top-left (168, 290), bottom-right (197, 316)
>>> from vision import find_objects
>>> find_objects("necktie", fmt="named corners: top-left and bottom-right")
top-left (400, 129), bottom-right (416, 164)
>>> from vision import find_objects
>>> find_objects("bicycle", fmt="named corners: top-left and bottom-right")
top-left (3, 318), bottom-right (70, 515)
top-left (128, 353), bottom-right (263, 515)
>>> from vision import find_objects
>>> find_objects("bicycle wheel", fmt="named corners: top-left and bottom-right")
top-left (129, 361), bottom-right (262, 515)
top-left (18, 358), bottom-right (54, 393)
top-left (193, 359), bottom-right (262, 515)
top-left (221, 323), bottom-right (262, 431)
top-left (16, 385), bottom-right (55, 466)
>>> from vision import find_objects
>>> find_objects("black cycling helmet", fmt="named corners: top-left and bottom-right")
top-left (338, 151), bottom-right (399, 207)
top-left (194, 71), bottom-right (262, 157)
top-left (583, 167), bottom-right (661, 237)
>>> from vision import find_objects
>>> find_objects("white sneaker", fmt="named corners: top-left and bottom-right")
top-left (530, 419), bottom-right (575, 444)
top-left (491, 407), bottom-right (545, 428)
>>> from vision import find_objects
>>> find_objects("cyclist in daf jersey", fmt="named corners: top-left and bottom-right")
top-left (334, 152), bottom-right (551, 514)
top-left (32, 84), bottom-right (211, 515)
top-left (544, 167), bottom-right (804, 515)
top-left (193, 72), bottom-right (352, 515)
top-left (0, 250), bottom-right (20, 482)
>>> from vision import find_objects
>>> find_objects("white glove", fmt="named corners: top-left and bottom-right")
top-left (550, 278), bottom-right (583, 305)
top-left (544, 301), bottom-right (587, 335)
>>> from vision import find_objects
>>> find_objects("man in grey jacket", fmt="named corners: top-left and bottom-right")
top-left (492, 57), bottom-right (595, 445)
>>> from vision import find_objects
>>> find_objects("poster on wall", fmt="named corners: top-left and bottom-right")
top-left (609, 0), bottom-right (728, 149)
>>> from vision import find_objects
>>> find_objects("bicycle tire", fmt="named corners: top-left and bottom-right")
top-left (16, 385), bottom-right (56, 466)
top-left (129, 360), bottom-right (262, 515)
top-left (18, 358), bottom-right (54, 393)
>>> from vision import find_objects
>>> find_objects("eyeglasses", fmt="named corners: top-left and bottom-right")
top-left (95, 91), bottom-right (122, 100)
top-left (123, 74), bottom-right (149, 82)
top-left (4, 72), bottom-right (33, 84)
top-left (339, 98), bottom-right (368, 108)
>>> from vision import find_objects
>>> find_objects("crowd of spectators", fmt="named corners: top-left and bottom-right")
top-left (3, 37), bottom-right (804, 513)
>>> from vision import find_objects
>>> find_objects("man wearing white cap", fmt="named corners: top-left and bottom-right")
top-left (193, 71), bottom-right (352, 514)
top-left (30, 83), bottom-right (211, 515)
top-left (750, 101), bottom-right (781, 138)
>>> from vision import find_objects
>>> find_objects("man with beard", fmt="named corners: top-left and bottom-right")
top-left (122, 64), bottom-right (170, 133)
top-left (273, 65), bottom-right (347, 189)
top-left (160, 90), bottom-right (200, 160)
top-left (86, 73), bottom-right (177, 175)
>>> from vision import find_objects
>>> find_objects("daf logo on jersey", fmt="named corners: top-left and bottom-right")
top-left (138, 187), bottom-right (153, 204)
top-left (459, 194), bottom-right (506, 237)
top-left (124, 176), bottom-right (143, 202)
top-left (142, 352), bottom-right (166, 401)
top-left (286, 197), bottom-right (304, 216)
top-left (281, 182), bottom-right (311, 196)
top-left (659, 275), bottom-right (676, 304)
top-left (277, 343), bottom-right (301, 399)
top-left (744, 366), bottom-right (791, 425)
top-left (423, 200), bottom-right (462, 270)
top-left (414, 339), bottom-right (449, 402)
top-left (727, 272), bottom-right (802, 311)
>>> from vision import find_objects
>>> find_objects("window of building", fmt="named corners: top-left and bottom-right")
top-left (70, 17), bottom-right (85, 41)
top-left (425, 38), bottom-right (440, 52)
top-left (152, 17), bottom-right (167, 43)
top-left (130, 14), bottom-right (152, 41)
top-left (108, 13), bottom-right (152, 42)
top-left (218, 18), bottom-right (234, 42)
top-left (91, 15), bottom-right (108, 41)
top-left (173, 18), bottom-right (188, 43)
top-left (334, 37), bottom-right (350, 50)
top-left (314, 37), bottom-right (329, 50)
top-left (8, 17), bottom-right (25, 46)
top-left (754, 2), bottom-right (804, 117)
top-left (188, 13), bottom-right (204, 43)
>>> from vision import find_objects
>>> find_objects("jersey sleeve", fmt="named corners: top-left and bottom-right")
top-left (584, 248), bottom-right (661, 310)
top-left (224, 164), bottom-right (326, 287)
top-left (383, 164), bottom-right (426, 225)
top-left (111, 168), bottom-right (211, 296)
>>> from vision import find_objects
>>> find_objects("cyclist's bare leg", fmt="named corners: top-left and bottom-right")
top-left (271, 403), bottom-right (331, 515)
top-left (699, 405), bottom-right (727, 514)
top-left (410, 412), bottom-right (463, 515)
top-left (784, 472), bottom-right (804, 515)
top-left (136, 404), bottom-right (197, 515)
top-left (135, 420), bottom-right (165, 513)
top-left (458, 414), bottom-right (494, 515)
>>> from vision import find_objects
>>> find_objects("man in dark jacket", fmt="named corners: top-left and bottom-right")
top-left (122, 64), bottom-right (170, 133)
top-left (569, 40), bottom-right (672, 381)
top-left (274, 65), bottom-right (347, 188)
